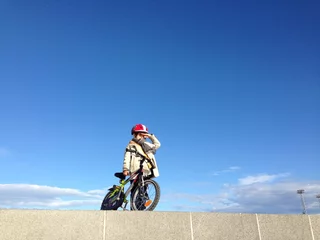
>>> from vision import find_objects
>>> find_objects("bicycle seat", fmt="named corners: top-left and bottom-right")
top-left (114, 172), bottom-right (126, 180)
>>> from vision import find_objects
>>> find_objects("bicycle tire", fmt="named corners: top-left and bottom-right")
top-left (100, 190), bottom-right (124, 210)
top-left (131, 179), bottom-right (160, 211)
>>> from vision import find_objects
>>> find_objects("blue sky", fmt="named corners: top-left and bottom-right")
top-left (0, 0), bottom-right (319, 214)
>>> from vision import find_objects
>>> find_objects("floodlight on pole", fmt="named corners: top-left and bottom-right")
top-left (316, 194), bottom-right (320, 209)
top-left (297, 189), bottom-right (307, 214)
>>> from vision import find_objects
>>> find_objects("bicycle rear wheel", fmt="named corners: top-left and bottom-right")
top-left (131, 179), bottom-right (160, 211)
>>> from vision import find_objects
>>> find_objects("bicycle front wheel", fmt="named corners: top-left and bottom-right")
top-left (131, 179), bottom-right (160, 211)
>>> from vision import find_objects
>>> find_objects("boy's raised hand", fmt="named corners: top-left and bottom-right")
top-left (142, 133), bottom-right (151, 138)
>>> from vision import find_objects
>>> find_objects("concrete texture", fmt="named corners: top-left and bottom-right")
top-left (0, 209), bottom-right (104, 240)
top-left (105, 211), bottom-right (192, 240)
top-left (191, 212), bottom-right (260, 240)
top-left (310, 215), bottom-right (320, 240)
top-left (0, 209), bottom-right (319, 240)
top-left (257, 214), bottom-right (314, 240)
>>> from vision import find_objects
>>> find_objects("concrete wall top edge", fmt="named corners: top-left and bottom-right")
top-left (0, 208), bottom-right (319, 216)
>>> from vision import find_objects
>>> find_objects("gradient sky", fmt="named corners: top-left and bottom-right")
top-left (0, 0), bottom-right (319, 214)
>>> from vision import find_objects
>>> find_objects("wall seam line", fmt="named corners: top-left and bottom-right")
top-left (308, 215), bottom-right (315, 240)
top-left (255, 213), bottom-right (262, 240)
top-left (190, 212), bottom-right (194, 240)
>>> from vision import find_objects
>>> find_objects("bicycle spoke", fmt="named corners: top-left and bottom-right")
top-left (131, 179), bottom-right (161, 211)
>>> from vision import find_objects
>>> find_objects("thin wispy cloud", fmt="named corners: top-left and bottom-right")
top-left (162, 173), bottom-right (320, 214)
top-left (238, 173), bottom-right (290, 185)
top-left (211, 166), bottom-right (241, 176)
top-left (224, 178), bottom-right (320, 214)
top-left (1, 173), bottom-right (319, 214)
top-left (0, 184), bottom-right (108, 209)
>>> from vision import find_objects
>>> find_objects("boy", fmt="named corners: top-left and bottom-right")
top-left (123, 123), bottom-right (161, 179)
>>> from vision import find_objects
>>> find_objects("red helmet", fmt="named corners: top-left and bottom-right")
top-left (131, 124), bottom-right (149, 135)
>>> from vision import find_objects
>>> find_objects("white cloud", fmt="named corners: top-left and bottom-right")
top-left (162, 173), bottom-right (320, 214)
top-left (238, 173), bottom-right (290, 185)
top-left (0, 184), bottom-right (109, 209)
top-left (211, 166), bottom-right (241, 176)
top-left (224, 179), bottom-right (320, 214)
top-left (1, 174), bottom-right (319, 214)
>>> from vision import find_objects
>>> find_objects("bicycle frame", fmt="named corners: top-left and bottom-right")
top-left (111, 158), bottom-right (148, 209)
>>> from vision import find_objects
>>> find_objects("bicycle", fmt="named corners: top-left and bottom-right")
top-left (100, 158), bottom-right (161, 211)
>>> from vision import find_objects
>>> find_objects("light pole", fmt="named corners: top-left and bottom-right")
top-left (297, 189), bottom-right (307, 214)
top-left (316, 194), bottom-right (320, 209)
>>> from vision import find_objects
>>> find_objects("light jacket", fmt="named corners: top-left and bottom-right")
top-left (123, 134), bottom-right (161, 178)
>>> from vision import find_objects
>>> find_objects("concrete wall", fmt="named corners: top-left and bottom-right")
top-left (0, 209), bottom-right (319, 240)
